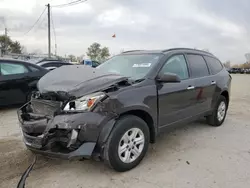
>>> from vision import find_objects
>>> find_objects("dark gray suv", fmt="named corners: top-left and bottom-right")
top-left (18, 48), bottom-right (231, 172)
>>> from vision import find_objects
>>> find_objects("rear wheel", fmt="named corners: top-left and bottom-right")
top-left (206, 95), bottom-right (228, 127)
top-left (103, 115), bottom-right (150, 172)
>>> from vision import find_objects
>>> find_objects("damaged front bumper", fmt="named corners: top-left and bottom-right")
top-left (21, 131), bottom-right (96, 160)
top-left (17, 98), bottom-right (116, 160)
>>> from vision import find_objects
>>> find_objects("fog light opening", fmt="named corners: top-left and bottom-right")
top-left (67, 129), bottom-right (78, 148)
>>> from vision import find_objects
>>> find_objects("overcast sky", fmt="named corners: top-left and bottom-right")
top-left (1, 0), bottom-right (250, 63)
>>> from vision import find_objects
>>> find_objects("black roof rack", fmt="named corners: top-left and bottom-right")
top-left (122, 50), bottom-right (143, 53)
top-left (120, 48), bottom-right (214, 56)
top-left (162, 48), bottom-right (213, 55)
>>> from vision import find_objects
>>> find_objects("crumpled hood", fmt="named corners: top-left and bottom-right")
top-left (37, 65), bottom-right (128, 98)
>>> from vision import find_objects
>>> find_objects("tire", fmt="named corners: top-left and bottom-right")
top-left (103, 115), bottom-right (150, 172)
top-left (206, 95), bottom-right (228, 127)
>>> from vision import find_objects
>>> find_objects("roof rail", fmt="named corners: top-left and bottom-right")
top-left (122, 50), bottom-right (143, 53)
top-left (162, 48), bottom-right (213, 55)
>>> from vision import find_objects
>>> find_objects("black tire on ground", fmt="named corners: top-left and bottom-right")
top-left (103, 115), bottom-right (150, 172)
top-left (206, 95), bottom-right (228, 127)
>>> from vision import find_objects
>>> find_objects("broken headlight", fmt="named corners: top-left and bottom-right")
top-left (63, 92), bottom-right (106, 111)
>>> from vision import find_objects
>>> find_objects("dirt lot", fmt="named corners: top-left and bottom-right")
top-left (1, 74), bottom-right (250, 188)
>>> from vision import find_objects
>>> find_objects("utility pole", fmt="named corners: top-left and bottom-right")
top-left (55, 44), bottom-right (57, 56)
top-left (47, 3), bottom-right (51, 58)
top-left (4, 28), bottom-right (8, 55)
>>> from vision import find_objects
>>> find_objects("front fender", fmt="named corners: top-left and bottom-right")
top-left (97, 118), bottom-right (116, 146)
top-left (97, 104), bottom-right (157, 147)
top-left (118, 104), bottom-right (157, 126)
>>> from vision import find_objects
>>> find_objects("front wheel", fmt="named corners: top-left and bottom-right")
top-left (206, 95), bottom-right (228, 127)
top-left (103, 115), bottom-right (150, 172)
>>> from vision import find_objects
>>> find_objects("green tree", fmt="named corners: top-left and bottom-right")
top-left (98, 47), bottom-right (110, 62)
top-left (10, 41), bottom-right (22, 54)
top-left (0, 35), bottom-right (23, 54)
top-left (87, 42), bottom-right (101, 60)
top-left (68, 54), bottom-right (77, 62)
top-left (0, 35), bottom-right (12, 54)
top-left (87, 42), bottom-right (110, 62)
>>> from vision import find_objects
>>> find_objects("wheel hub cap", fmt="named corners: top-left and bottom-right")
top-left (118, 128), bottom-right (145, 163)
top-left (217, 101), bottom-right (226, 121)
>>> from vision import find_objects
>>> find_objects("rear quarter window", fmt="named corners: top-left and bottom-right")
top-left (204, 56), bottom-right (223, 75)
top-left (42, 63), bottom-right (58, 68)
top-left (28, 65), bottom-right (40, 72)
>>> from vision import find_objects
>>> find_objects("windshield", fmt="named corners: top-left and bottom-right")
top-left (97, 54), bottom-right (162, 80)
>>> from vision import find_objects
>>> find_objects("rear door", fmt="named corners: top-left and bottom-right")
top-left (0, 61), bottom-right (31, 105)
top-left (185, 54), bottom-right (213, 112)
top-left (157, 54), bottom-right (197, 127)
top-left (203, 55), bottom-right (224, 109)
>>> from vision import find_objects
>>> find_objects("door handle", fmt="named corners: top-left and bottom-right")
top-left (211, 81), bottom-right (216, 85)
top-left (187, 86), bottom-right (195, 90)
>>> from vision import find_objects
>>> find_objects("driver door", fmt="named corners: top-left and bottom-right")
top-left (157, 54), bottom-right (197, 128)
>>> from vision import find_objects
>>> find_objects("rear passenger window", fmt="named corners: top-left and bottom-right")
top-left (160, 55), bottom-right (189, 80)
top-left (186, 54), bottom-right (209, 78)
top-left (50, 63), bottom-right (61, 67)
top-left (43, 63), bottom-right (59, 68)
top-left (204, 56), bottom-right (223, 75)
top-left (29, 66), bottom-right (39, 72)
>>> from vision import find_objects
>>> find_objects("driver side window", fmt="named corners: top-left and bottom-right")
top-left (160, 55), bottom-right (189, 80)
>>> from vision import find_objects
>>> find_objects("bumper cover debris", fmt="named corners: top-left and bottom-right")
top-left (18, 98), bottom-right (113, 159)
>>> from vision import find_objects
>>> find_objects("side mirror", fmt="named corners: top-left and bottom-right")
top-left (156, 73), bottom-right (181, 83)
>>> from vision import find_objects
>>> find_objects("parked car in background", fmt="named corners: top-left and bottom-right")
top-left (81, 59), bottom-right (100, 67)
top-left (18, 48), bottom-right (231, 172)
top-left (244, 69), bottom-right (250, 74)
top-left (0, 58), bottom-right (48, 106)
top-left (28, 57), bottom-right (63, 64)
top-left (240, 68), bottom-right (245, 74)
top-left (37, 61), bottom-right (73, 71)
top-left (228, 68), bottom-right (241, 74)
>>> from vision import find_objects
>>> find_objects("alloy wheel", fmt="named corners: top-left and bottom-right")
top-left (217, 101), bottom-right (226, 122)
top-left (118, 128), bottom-right (145, 163)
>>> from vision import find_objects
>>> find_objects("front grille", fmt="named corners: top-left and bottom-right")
top-left (30, 98), bottom-right (62, 116)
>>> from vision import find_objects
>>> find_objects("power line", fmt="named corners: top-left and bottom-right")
top-left (52, 0), bottom-right (82, 7)
top-left (51, 8), bottom-right (57, 55)
top-left (34, 13), bottom-right (47, 31)
top-left (52, 0), bottom-right (88, 8)
top-left (24, 7), bottom-right (47, 36)
top-left (47, 4), bottom-right (51, 58)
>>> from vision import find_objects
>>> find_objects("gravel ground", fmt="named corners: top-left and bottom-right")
top-left (1, 74), bottom-right (250, 188)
